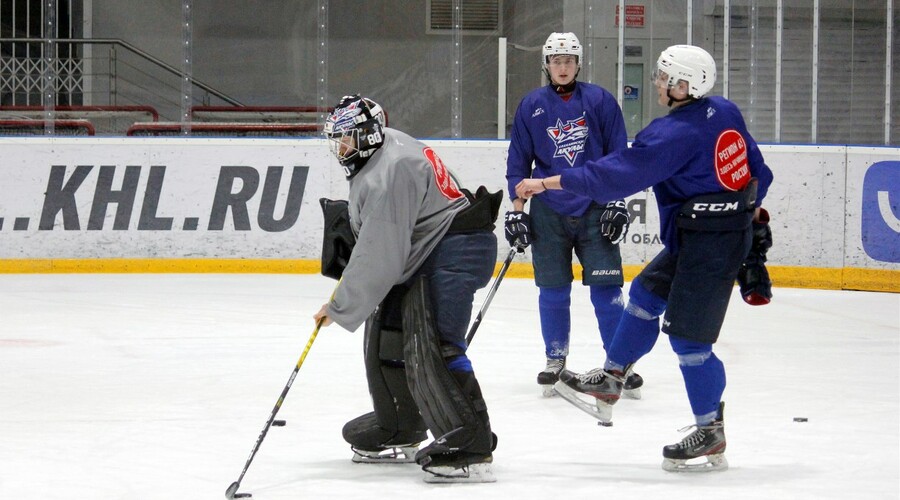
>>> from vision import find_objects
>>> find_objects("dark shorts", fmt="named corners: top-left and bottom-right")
top-left (529, 195), bottom-right (623, 288)
top-left (638, 225), bottom-right (751, 344)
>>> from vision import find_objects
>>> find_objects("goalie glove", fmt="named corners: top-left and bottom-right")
top-left (504, 210), bottom-right (532, 251)
top-left (600, 200), bottom-right (630, 245)
top-left (737, 208), bottom-right (773, 305)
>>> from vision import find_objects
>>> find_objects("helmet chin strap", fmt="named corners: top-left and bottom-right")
top-left (665, 87), bottom-right (694, 108)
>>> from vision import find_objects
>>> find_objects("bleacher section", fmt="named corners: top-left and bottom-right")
top-left (0, 105), bottom-right (330, 137)
top-left (0, 119), bottom-right (95, 136)
top-left (0, 105), bottom-right (158, 135)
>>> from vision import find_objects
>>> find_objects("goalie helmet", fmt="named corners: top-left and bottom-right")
top-left (324, 95), bottom-right (386, 178)
top-left (542, 32), bottom-right (582, 81)
top-left (654, 45), bottom-right (717, 99)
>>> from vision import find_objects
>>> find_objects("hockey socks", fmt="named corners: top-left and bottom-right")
top-left (538, 285), bottom-right (571, 358)
top-left (670, 337), bottom-right (726, 423)
top-left (589, 284), bottom-right (624, 351)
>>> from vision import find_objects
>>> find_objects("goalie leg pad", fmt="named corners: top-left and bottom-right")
top-left (343, 286), bottom-right (427, 452)
top-left (402, 276), bottom-right (492, 459)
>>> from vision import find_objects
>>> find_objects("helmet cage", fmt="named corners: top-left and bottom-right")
top-left (324, 95), bottom-right (385, 177)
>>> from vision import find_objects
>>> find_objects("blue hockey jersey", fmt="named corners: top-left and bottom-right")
top-left (506, 82), bottom-right (627, 217)
top-left (559, 96), bottom-right (774, 254)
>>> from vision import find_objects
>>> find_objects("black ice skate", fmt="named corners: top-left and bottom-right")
top-left (351, 442), bottom-right (420, 464)
top-left (420, 450), bottom-right (495, 483)
top-left (343, 412), bottom-right (426, 464)
top-left (622, 370), bottom-right (644, 400)
top-left (415, 430), bottom-right (497, 483)
top-left (553, 368), bottom-right (625, 425)
top-left (537, 357), bottom-right (566, 397)
top-left (661, 402), bottom-right (728, 472)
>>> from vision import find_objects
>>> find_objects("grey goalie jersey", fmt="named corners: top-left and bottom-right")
top-left (326, 127), bottom-right (470, 331)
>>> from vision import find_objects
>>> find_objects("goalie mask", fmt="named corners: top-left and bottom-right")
top-left (324, 95), bottom-right (386, 178)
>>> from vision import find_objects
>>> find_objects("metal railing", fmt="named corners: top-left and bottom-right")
top-left (0, 37), bottom-right (242, 118)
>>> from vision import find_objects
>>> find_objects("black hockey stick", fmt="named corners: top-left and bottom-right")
top-left (465, 245), bottom-right (520, 345)
top-left (226, 286), bottom-right (338, 499)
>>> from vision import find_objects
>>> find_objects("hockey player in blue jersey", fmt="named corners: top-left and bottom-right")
top-left (504, 32), bottom-right (642, 398)
top-left (516, 45), bottom-right (774, 472)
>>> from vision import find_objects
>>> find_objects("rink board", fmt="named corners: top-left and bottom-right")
top-left (0, 137), bottom-right (897, 291)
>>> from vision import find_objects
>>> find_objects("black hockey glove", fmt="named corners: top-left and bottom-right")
top-left (504, 210), bottom-right (532, 251)
top-left (737, 207), bottom-right (773, 305)
top-left (600, 200), bottom-right (630, 245)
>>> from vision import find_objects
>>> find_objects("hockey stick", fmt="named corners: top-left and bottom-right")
top-left (225, 285), bottom-right (337, 500)
top-left (465, 245), bottom-right (520, 345)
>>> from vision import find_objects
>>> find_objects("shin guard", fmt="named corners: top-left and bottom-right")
top-left (402, 276), bottom-right (490, 456)
top-left (342, 286), bottom-right (427, 451)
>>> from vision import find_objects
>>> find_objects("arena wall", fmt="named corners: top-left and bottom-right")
top-left (0, 137), bottom-right (897, 292)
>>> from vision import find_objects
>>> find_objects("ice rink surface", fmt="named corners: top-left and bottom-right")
top-left (1, 273), bottom-right (898, 500)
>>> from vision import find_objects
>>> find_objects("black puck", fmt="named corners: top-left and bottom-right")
top-left (272, 419), bottom-right (286, 426)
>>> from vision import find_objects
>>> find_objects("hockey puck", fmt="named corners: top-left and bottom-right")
top-left (272, 420), bottom-right (286, 426)
top-left (793, 417), bottom-right (808, 422)
top-left (597, 421), bottom-right (613, 427)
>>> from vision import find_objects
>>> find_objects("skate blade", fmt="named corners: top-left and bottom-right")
top-left (351, 445), bottom-right (418, 464)
top-left (552, 381), bottom-right (614, 425)
top-left (423, 462), bottom-right (496, 483)
top-left (662, 453), bottom-right (729, 472)
top-left (541, 384), bottom-right (557, 398)
top-left (622, 387), bottom-right (642, 400)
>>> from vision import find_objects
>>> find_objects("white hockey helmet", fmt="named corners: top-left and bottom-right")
top-left (654, 45), bottom-right (717, 99)
top-left (542, 32), bottom-right (583, 70)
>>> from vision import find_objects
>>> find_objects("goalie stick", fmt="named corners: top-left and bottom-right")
top-left (225, 284), bottom-right (338, 500)
top-left (465, 245), bottom-right (520, 345)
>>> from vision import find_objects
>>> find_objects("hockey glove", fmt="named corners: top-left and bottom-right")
top-left (737, 208), bottom-right (773, 305)
top-left (504, 210), bottom-right (532, 251)
top-left (600, 200), bottom-right (630, 245)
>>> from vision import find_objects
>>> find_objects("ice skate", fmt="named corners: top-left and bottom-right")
top-left (351, 443), bottom-right (420, 464)
top-left (622, 370), bottom-right (644, 400)
top-left (343, 412), bottom-right (426, 464)
top-left (537, 357), bottom-right (566, 397)
top-left (421, 451), bottom-right (496, 483)
top-left (553, 368), bottom-right (625, 425)
top-left (661, 402), bottom-right (728, 472)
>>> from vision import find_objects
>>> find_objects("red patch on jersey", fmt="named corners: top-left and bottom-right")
top-left (714, 129), bottom-right (751, 191)
top-left (422, 147), bottom-right (464, 200)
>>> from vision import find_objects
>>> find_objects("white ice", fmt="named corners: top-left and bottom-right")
top-left (1, 274), bottom-right (898, 500)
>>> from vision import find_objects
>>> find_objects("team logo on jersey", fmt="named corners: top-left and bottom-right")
top-left (532, 107), bottom-right (545, 118)
top-left (714, 129), bottom-right (750, 191)
top-left (422, 147), bottom-right (464, 200)
top-left (546, 113), bottom-right (589, 166)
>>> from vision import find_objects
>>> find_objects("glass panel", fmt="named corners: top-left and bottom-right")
top-left (818, 0), bottom-right (887, 145)
top-left (0, 0), bottom-right (893, 143)
top-left (892, 4), bottom-right (899, 145)
top-left (781, 4), bottom-right (815, 143)
top-left (727, 0), bottom-right (778, 143)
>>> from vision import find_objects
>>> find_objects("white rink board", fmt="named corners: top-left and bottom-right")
top-left (0, 137), bottom-right (897, 272)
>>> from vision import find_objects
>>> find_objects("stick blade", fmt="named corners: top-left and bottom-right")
top-left (225, 481), bottom-right (251, 499)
